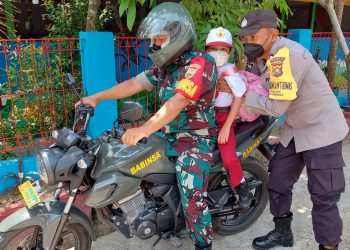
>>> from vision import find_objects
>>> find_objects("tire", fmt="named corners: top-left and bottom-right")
top-left (214, 157), bottom-right (269, 235)
top-left (0, 223), bottom-right (92, 250)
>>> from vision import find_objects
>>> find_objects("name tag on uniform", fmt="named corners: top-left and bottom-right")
top-left (267, 47), bottom-right (297, 101)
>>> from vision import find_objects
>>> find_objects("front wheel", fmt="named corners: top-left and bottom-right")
top-left (0, 223), bottom-right (92, 250)
top-left (213, 157), bottom-right (269, 235)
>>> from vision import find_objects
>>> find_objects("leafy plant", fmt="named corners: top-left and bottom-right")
top-left (118, 0), bottom-right (156, 31)
top-left (0, 0), bottom-right (17, 38)
top-left (0, 41), bottom-right (81, 153)
top-left (43, 0), bottom-right (89, 38)
top-left (0, 187), bottom-right (22, 206)
top-left (182, 0), bottom-right (291, 61)
top-left (43, 0), bottom-right (114, 37)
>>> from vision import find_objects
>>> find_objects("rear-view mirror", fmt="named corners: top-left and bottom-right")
top-left (120, 101), bottom-right (143, 122)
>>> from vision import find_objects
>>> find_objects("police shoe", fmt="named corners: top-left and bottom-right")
top-left (252, 212), bottom-right (294, 249)
top-left (319, 244), bottom-right (339, 250)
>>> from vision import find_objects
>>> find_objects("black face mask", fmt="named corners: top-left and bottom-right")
top-left (243, 43), bottom-right (264, 61)
top-left (149, 44), bottom-right (161, 53)
top-left (243, 32), bottom-right (272, 61)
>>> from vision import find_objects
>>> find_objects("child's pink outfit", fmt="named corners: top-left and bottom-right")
top-left (220, 65), bottom-right (269, 122)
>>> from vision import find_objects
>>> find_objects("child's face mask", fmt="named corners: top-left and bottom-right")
top-left (208, 50), bottom-right (229, 67)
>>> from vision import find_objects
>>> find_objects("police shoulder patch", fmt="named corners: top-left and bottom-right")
top-left (266, 47), bottom-right (298, 101)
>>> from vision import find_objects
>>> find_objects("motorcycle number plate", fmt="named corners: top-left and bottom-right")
top-left (18, 181), bottom-right (41, 208)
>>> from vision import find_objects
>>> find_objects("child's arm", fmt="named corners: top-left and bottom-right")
top-left (218, 96), bottom-right (244, 144)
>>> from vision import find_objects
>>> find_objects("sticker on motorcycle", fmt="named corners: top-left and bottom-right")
top-left (18, 181), bottom-right (41, 208)
top-left (242, 136), bottom-right (263, 158)
top-left (130, 151), bottom-right (162, 175)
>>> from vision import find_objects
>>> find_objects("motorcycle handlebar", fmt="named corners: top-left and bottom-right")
top-left (138, 137), bottom-right (148, 144)
top-left (73, 106), bottom-right (148, 145)
top-left (113, 127), bottom-right (148, 145)
top-left (73, 104), bottom-right (95, 135)
top-left (76, 104), bottom-right (94, 118)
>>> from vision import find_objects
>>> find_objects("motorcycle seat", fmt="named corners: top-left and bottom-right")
top-left (212, 116), bottom-right (275, 164)
top-left (234, 117), bottom-right (265, 145)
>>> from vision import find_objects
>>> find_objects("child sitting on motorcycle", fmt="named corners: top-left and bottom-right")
top-left (205, 27), bottom-right (267, 208)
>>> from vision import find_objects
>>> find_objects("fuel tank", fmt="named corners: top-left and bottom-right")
top-left (91, 134), bottom-right (176, 179)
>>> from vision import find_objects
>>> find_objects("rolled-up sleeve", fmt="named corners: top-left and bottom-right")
top-left (135, 72), bottom-right (154, 91)
top-left (135, 65), bottom-right (162, 91)
top-left (245, 91), bottom-right (291, 117)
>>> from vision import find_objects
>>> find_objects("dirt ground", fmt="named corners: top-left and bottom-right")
top-left (91, 142), bottom-right (350, 250)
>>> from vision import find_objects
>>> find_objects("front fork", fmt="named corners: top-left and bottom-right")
top-left (49, 158), bottom-right (89, 250)
top-left (49, 187), bottom-right (78, 250)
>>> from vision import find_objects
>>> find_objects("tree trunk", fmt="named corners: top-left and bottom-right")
top-left (319, 0), bottom-right (350, 103)
top-left (86, 0), bottom-right (101, 31)
top-left (327, 0), bottom-right (344, 86)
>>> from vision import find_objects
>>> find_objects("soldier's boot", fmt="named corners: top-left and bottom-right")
top-left (252, 212), bottom-right (294, 250)
top-left (237, 181), bottom-right (253, 209)
top-left (319, 244), bottom-right (339, 250)
top-left (195, 242), bottom-right (212, 250)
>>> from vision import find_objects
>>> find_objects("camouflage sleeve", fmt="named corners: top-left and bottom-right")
top-left (135, 65), bottom-right (159, 91)
top-left (174, 57), bottom-right (206, 101)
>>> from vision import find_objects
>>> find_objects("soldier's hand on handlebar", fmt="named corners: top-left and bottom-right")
top-left (121, 127), bottom-right (149, 146)
top-left (75, 95), bottom-right (98, 109)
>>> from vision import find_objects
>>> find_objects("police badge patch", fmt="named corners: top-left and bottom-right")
top-left (269, 56), bottom-right (285, 77)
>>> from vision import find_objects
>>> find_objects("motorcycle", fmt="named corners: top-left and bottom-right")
top-left (0, 74), bottom-right (278, 250)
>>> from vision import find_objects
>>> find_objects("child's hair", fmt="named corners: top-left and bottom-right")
top-left (205, 27), bottom-right (233, 48)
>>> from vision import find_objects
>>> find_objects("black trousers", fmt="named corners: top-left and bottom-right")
top-left (268, 139), bottom-right (346, 246)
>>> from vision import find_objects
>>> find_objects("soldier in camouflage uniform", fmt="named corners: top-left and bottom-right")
top-left (79, 3), bottom-right (217, 250)
top-left (139, 49), bottom-right (217, 247)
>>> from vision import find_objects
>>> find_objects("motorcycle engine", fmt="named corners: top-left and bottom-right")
top-left (116, 185), bottom-right (180, 240)
top-left (131, 203), bottom-right (157, 239)
top-left (116, 189), bottom-right (159, 239)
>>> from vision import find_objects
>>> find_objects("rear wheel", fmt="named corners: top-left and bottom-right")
top-left (0, 223), bottom-right (92, 250)
top-left (213, 157), bottom-right (269, 235)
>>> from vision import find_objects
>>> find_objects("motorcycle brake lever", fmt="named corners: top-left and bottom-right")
top-left (137, 137), bottom-right (148, 145)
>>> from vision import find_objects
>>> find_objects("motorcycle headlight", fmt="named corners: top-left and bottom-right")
top-left (36, 148), bottom-right (64, 186)
top-left (36, 154), bottom-right (48, 184)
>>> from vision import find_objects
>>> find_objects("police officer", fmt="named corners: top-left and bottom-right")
top-left (237, 10), bottom-right (349, 250)
top-left (78, 3), bottom-right (216, 250)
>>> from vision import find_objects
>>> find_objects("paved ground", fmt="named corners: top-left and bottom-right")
top-left (91, 142), bottom-right (350, 250)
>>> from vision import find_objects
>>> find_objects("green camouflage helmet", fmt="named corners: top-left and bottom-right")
top-left (137, 2), bottom-right (197, 68)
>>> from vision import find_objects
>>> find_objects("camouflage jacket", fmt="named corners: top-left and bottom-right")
top-left (135, 48), bottom-right (217, 135)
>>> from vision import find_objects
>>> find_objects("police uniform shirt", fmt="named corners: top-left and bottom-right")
top-left (245, 36), bottom-right (349, 152)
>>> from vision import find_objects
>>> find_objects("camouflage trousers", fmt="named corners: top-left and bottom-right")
top-left (166, 129), bottom-right (217, 245)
